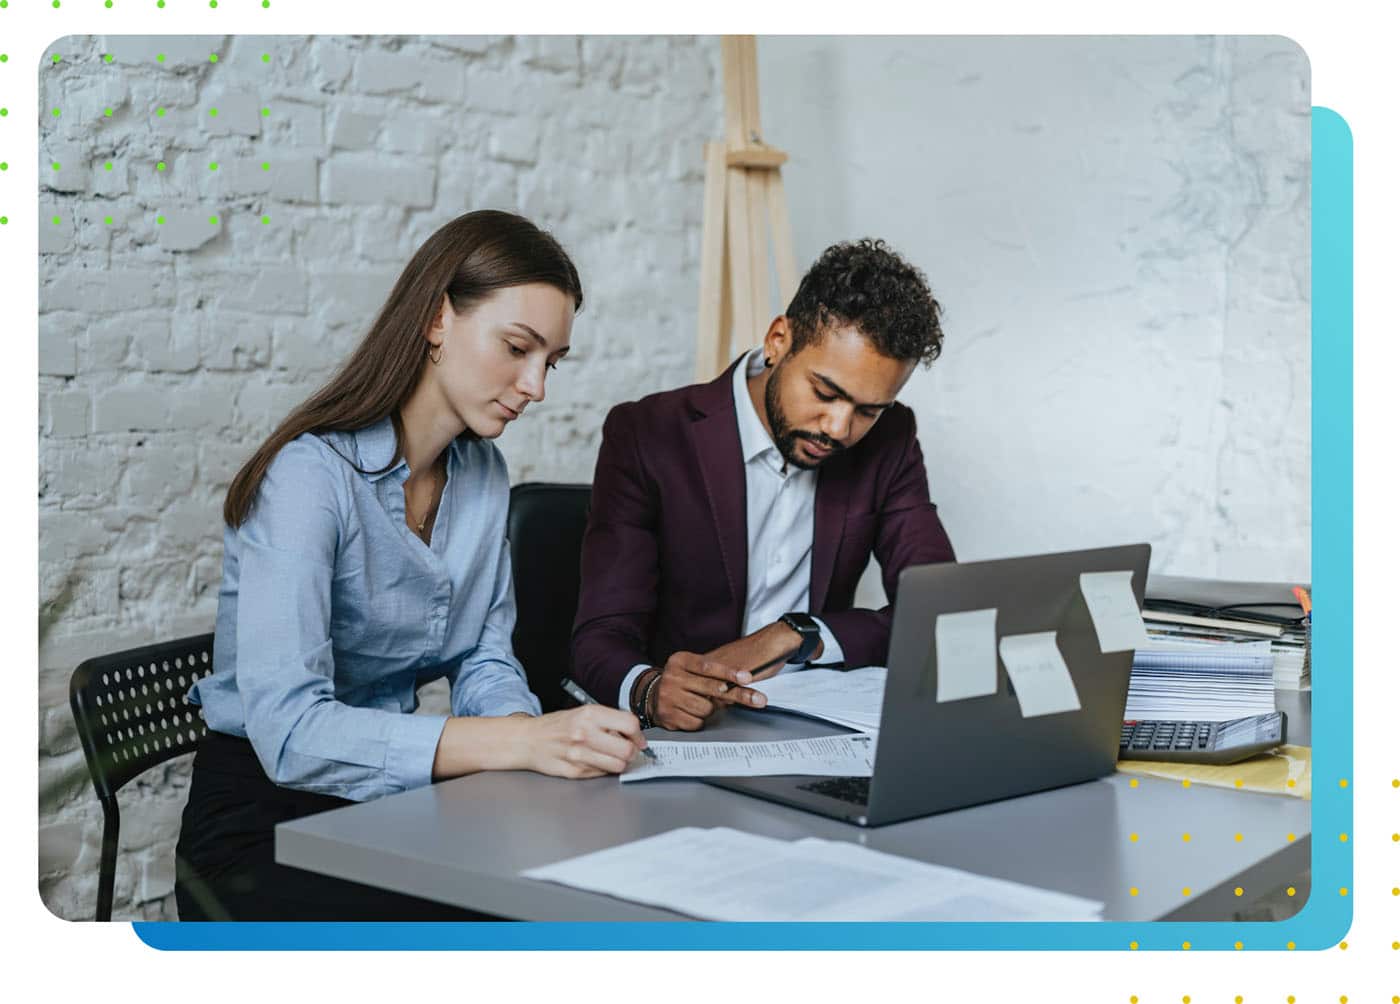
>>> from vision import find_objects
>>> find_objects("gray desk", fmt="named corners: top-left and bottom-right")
top-left (277, 691), bottom-right (1311, 922)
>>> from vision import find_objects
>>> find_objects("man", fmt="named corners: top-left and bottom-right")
top-left (572, 238), bottom-right (956, 729)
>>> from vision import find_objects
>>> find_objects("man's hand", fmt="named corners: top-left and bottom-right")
top-left (705, 619), bottom-right (820, 687)
top-left (647, 620), bottom-right (823, 731)
top-left (648, 651), bottom-right (760, 731)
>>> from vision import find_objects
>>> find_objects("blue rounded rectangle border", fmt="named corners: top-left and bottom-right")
top-left (134, 107), bottom-right (1352, 953)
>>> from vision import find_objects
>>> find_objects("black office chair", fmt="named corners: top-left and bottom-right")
top-left (68, 634), bottom-right (215, 920)
top-left (507, 482), bottom-right (591, 713)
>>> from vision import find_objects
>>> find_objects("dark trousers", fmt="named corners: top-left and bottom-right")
top-left (175, 730), bottom-right (503, 921)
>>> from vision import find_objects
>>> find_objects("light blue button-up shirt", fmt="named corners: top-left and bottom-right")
top-left (190, 416), bottom-right (541, 802)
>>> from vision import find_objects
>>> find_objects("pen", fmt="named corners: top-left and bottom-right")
top-left (559, 676), bottom-right (657, 760)
top-left (1292, 586), bottom-right (1312, 621)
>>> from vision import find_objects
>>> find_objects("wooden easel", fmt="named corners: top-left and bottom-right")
top-left (694, 35), bottom-right (800, 381)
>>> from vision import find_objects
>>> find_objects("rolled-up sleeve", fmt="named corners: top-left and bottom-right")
top-left (446, 536), bottom-right (542, 719)
top-left (234, 441), bottom-right (448, 801)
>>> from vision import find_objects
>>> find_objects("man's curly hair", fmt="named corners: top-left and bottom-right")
top-left (784, 238), bottom-right (943, 366)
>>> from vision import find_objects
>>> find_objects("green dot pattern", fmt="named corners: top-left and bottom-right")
top-left (29, 40), bottom-right (286, 248)
top-left (0, 162), bottom-right (6, 171)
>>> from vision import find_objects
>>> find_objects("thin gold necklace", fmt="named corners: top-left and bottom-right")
top-left (408, 463), bottom-right (442, 536)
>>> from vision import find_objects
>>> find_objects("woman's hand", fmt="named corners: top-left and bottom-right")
top-left (518, 705), bottom-right (647, 779)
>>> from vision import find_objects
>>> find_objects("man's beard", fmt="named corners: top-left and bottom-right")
top-left (763, 362), bottom-right (843, 471)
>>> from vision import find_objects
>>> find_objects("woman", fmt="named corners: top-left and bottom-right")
top-left (174, 210), bottom-right (645, 921)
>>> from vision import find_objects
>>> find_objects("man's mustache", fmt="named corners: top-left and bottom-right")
top-left (791, 430), bottom-right (842, 452)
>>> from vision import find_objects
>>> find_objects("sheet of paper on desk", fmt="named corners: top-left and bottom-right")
top-left (933, 608), bottom-right (999, 701)
top-left (1080, 570), bottom-right (1150, 652)
top-left (999, 632), bottom-right (1082, 717)
top-left (620, 734), bottom-right (876, 782)
top-left (521, 826), bottom-right (1104, 921)
top-left (752, 666), bottom-right (886, 732)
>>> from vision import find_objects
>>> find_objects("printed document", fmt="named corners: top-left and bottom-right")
top-left (752, 666), bottom-right (886, 732)
top-left (522, 826), bottom-right (1104, 921)
top-left (620, 734), bottom-right (876, 783)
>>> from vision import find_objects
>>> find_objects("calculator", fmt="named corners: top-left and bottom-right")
top-left (1119, 711), bottom-right (1287, 765)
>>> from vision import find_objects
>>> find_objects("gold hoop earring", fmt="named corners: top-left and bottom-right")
top-left (429, 343), bottom-right (443, 365)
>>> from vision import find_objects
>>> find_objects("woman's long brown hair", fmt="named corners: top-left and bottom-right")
top-left (223, 210), bottom-right (583, 527)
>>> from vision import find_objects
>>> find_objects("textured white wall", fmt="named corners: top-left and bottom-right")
top-left (37, 34), bottom-right (722, 921)
top-left (759, 36), bottom-right (1310, 588)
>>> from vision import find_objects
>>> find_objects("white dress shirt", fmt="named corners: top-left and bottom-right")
top-left (616, 349), bottom-right (845, 709)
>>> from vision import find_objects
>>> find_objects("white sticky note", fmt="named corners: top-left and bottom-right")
top-left (998, 632), bottom-right (1081, 718)
top-left (1079, 570), bottom-right (1149, 653)
top-left (934, 608), bottom-right (999, 702)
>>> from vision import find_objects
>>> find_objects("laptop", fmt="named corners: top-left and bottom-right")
top-left (705, 543), bottom-right (1152, 826)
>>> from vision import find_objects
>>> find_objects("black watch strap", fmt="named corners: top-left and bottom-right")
top-left (779, 612), bottom-right (822, 664)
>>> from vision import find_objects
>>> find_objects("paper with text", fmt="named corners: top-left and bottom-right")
top-left (998, 632), bottom-right (1082, 717)
top-left (753, 667), bottom-right (886, 732)
top-left (933, 608), bottom-right (999, 701)
top-left (521, 826), bottom-right (1104, 921)
top-left (619, 734), bottom-right (876, 783)
top-left (1080, 570), bottom-right (1149, 653)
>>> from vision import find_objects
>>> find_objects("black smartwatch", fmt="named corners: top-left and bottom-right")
top-left (779, 612), bottom-right (822, 664)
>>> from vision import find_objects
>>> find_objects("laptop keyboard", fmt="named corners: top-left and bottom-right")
top-left (797, 776), bottom-right (870, 806)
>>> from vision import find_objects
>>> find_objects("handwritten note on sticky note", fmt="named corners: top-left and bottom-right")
top-left (934, 608), bottom-right (999, 702)
top-left (1079, 570), bottom-right (1149, 653)
top-left (998, 632), bottom-right (1081, 718)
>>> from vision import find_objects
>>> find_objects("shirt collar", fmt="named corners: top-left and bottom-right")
top-left (732, 348), bottom-right (779, 465)
top-left (352, 416), bottom-right (472, 482)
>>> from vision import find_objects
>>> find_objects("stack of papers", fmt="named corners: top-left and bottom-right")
top-left (1125, 637), bottom-right (1276, 721)
top-left (1145, 572), bottom-right (1311, 691)
top-left (752, 667), bottom-right (886, 732)
top-left (621, 734), bottom-right (876, 782)
top-left (522, 826), bottom-right (1104, 921)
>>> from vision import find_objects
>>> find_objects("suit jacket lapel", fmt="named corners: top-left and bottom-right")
top-left (811, 451), bottom-right (855, 613)
top-left (687, 362), bottom-right (748, 621)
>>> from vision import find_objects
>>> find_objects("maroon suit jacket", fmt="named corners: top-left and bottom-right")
top-left (570, 358), bottom-right (956, 704)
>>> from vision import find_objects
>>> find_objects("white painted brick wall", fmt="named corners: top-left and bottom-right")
top-left (38, 34), bottom-right (722, 921)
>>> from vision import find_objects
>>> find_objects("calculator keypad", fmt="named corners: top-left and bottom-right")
top-left (1121, 720), bottom-right (1216, 754)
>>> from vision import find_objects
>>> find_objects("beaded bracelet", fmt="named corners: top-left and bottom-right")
top-left (638, 670), bottom-right (664, 729)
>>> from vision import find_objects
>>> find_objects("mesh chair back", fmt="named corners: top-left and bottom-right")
top-left (68, 634), bottom-right (214, 804)
top-left (507, 483), bottom-right (591, 713)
